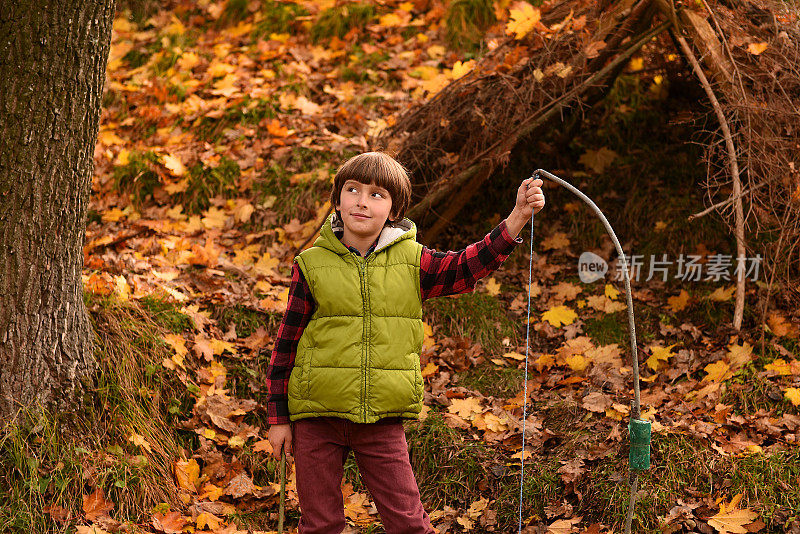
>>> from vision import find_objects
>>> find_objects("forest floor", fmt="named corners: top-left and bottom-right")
top-left (2, 1), bottom-right (799, 533)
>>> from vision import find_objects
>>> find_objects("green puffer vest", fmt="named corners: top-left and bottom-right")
top-left (288, 212), bottom-right (425, 423)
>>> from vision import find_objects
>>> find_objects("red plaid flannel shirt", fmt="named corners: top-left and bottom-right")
top-left (265, 219), bottom-right (523, 425)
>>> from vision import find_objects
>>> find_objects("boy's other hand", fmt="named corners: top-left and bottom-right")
top-left (515, 177), bottom-right (545, 218)
top-left (267, 423), bottom-right (293, 462)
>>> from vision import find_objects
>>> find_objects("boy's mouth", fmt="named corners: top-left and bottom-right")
top-left (351, 213), bottom-right (370, 219)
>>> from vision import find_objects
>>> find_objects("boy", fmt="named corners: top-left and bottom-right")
top-left (266, 151), bottom-right (545, 533)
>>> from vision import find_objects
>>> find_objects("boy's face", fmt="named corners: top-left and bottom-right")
top-left (336, 179), bottom-right (395, 240)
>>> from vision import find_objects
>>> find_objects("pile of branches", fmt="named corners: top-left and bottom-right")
top-left (378, 0), bottom-right (666, 242)
top-left (678, 0), bottom-right (800, 315)
top-left (376, 0), bottom-right (800, 327)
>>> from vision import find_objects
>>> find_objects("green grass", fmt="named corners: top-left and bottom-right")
top-left (255, 1), bottom-right (309, 37)
top-left (310, 3), bottom-right (376, 44)
top-left (113, 150), bottom-right (161, 207)
top-left (424, 291), bottom-right (520, 357)
top-left (585, 312), bottom-right (629, 347)
top-left (183, 156), bottom-right (241, 214)
top-left (406, 411), bottom-right (495, 511)
top-left (457, 366), bottom-right (524, 398)
top-left (139, 295), bottom-right (192, 333)
top-left (0, 300), bottom-right (192, 532)
top-left (444, 0), bottom-right (496, 54)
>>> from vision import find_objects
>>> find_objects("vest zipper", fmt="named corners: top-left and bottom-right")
top-left (358, 255), bottom-right (368, 423)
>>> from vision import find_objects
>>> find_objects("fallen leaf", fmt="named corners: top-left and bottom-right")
top-left (541, 305), bottom-right (578, 327)
top-left (646, 343), bottom-right (677, 371)
top-left (484, 277), bottom-right (501, 296)
top-left (667, 289), bottom-right (690, 312)
top-left (707, 493), bottom-right (758, 533)
top-left (83, 488), bottom-right (114, 521)
top-left (747, 42), bottom-right (768, 55)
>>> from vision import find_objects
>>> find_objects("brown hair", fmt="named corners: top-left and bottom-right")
top-left (330, 151), bottom-right (413, 225)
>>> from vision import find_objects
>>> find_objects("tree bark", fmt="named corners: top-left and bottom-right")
top-left (0, 0), bottom-right (116, 422)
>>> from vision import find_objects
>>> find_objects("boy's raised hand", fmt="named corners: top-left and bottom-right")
top-left (515, 176), bottom-right (546, 218)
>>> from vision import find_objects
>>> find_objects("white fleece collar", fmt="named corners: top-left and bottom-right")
top-left (331, 211), bottom-right (415, 254)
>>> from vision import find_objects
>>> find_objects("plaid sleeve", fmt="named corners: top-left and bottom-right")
top-left (266, 261), bottom-right (315, 425)
top-left (420, 218), bottom-right (523, 301)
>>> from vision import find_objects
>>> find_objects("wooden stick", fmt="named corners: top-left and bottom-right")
top-left (671, 22), bottom-right (747, 330)
top-left (278, 446), bottom-right (286, 534)
top-left (687, 182), bottom-right (765, 221)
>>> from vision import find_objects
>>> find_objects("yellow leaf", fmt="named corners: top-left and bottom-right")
top-left (379, 12), bottom-right (404, 27)
top-left (198, 483), bottom-right (224, 502)
top-left (503, 351), bottom-right (526, 361)
top-left (784, 387), bottom-right (800, 406)
top-left (708, 285), bottom-right (735, 302)
top-left (102, 207), bottom-right (126, 223)
top-left (605, 283), bottom-right (620, 300)
top-left (484, 277), bottom-right (501, 296)
top-left (747, 41), bottom-right (768, 55)
top-left (451, 59), bottom-right (475, 79)
top-left (422, 321), bottom-right (435, 350)
top-left (579, 146), bottom-right (617, 174)
top-left (201, 206), bottom-right (228, 229)
top-left (162, 154), bottom-right (186, 177)
top-left (195, 512), bottom-right (222, 531)
top-left (456, 516), bottom-right (474, 530)
top-left (707, 493), bottom-right (758, 534)
top-left (586, 294), bottom-right (626, 313)
top-left (646, 343), bottom-right (677, 371)
top-left (629, 57), bottom-right (644, 71)
top-left (703, 360), bottom-right (734, 383)
top-left (228, 436), bottom-right (245, 449)
top-left (253, 252), bottom-right (279, 277)
top-left (764, 358), bottom-right (800, 375)
top-left (505, 2), bottom-right (541, 39)
top-left (541, 231), bottom-right (570, 250)
top-left (553, 281), bottom-right (582, 301)
top-left (541, 305), bottom-right (577, 327)
top-left (726, 341), bottom-right (753, 369)
top-left (129, 433), bottom-right (152, 453)
top-left (174, 459), bottom-right (200, 492)
top-left (535, 353), bottom-right (555, 372)
top-left (421, 362), bottom-right (438, 377)
top-left (466, 497), bottom-right (489, 519)
top-left (565, 353), bottom-right (589, 373)
top-left (667, 289), bottom-right (690, 312)
top-left (767, 312), bottom-right (798, 338)
top-left (448, 397), bottom-right (483, 420)
top-left (164, 178), bottom-right (189, 195)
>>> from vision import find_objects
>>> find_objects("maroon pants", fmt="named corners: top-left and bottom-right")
top-left (291, 416), bottom-right (436, 534)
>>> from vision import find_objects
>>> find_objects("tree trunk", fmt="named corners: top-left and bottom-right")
top-left (0, 0), bottom-right (116, 422)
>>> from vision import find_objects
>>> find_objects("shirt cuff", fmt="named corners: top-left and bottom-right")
top-left (494, 219), bottom-right (523, 253)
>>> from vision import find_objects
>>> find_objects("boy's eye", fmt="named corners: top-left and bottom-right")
top-left (346, 185), bottom-right (385, 198)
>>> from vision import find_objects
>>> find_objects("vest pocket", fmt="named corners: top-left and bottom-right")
top-left (411, 352), bottom-right (423, 405)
